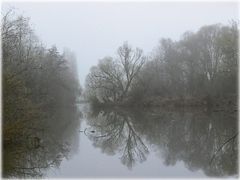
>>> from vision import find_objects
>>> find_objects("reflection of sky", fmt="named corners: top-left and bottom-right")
top-left (47, 120), bottom-right (206, 178)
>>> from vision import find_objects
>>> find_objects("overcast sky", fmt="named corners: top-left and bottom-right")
top-left (2, 2), bottom-right (239, 85)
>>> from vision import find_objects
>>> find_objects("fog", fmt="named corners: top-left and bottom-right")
top-left (2, 1), bottom-right (239, 178)
top-left (2, 2), bottom-right (238, 84)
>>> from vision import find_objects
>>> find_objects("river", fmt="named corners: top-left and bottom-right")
top-left (46, 104), bottom-right (238, 178)
top-left (4, 104), bottom-right (238, 178)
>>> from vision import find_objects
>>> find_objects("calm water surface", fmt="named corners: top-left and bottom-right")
top-left (45, 104), bottom-right (238, 178)
top-left (4, 104), bottom-right (238, 178)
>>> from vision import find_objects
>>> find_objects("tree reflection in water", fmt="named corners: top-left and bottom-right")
top-left (86, 107), bottom-right (238, 177)
top-left (3, 106), bottom-right (82, 178)
top-left (86, 108), bottom-right (149, 169)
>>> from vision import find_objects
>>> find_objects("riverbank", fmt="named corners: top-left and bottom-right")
top-left (90, 95), bottom-right (238, 112)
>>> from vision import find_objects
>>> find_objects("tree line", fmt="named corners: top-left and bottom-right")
top-left (85, 22), bottom-right (238, 108)
top-left (2, 10), bottom-right (81, 177)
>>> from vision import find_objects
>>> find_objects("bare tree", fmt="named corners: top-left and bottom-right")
top-left (85, 42), bottom-right (145, 104)
top-left (117, 42), bottom-right (146, 101)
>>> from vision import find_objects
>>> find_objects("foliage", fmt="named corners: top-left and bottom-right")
top-left (2, 10), bottom-right (81, 178)
top-left (85, 23), bottom-right (238, 107)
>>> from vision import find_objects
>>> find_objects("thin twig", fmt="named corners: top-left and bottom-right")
top-left (210, 132), bottom-right (238, 164)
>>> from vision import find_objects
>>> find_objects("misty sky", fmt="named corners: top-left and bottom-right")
top-left (2, 2), bottom-right (239, 85)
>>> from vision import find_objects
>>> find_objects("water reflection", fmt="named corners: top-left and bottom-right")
top-left (85, 106), bottom-right (238, 177)
top-left (86, 108), bottom-right (149, 169)
top-left (4, 105), bottom-right (237, 178)
top-left (3, 106), bottom-right (82, 178)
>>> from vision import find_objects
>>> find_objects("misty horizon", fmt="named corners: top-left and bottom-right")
top-left (2, 1), bottom-right (238, 85)
top-left (2, 1), bottom-right (238, 178)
